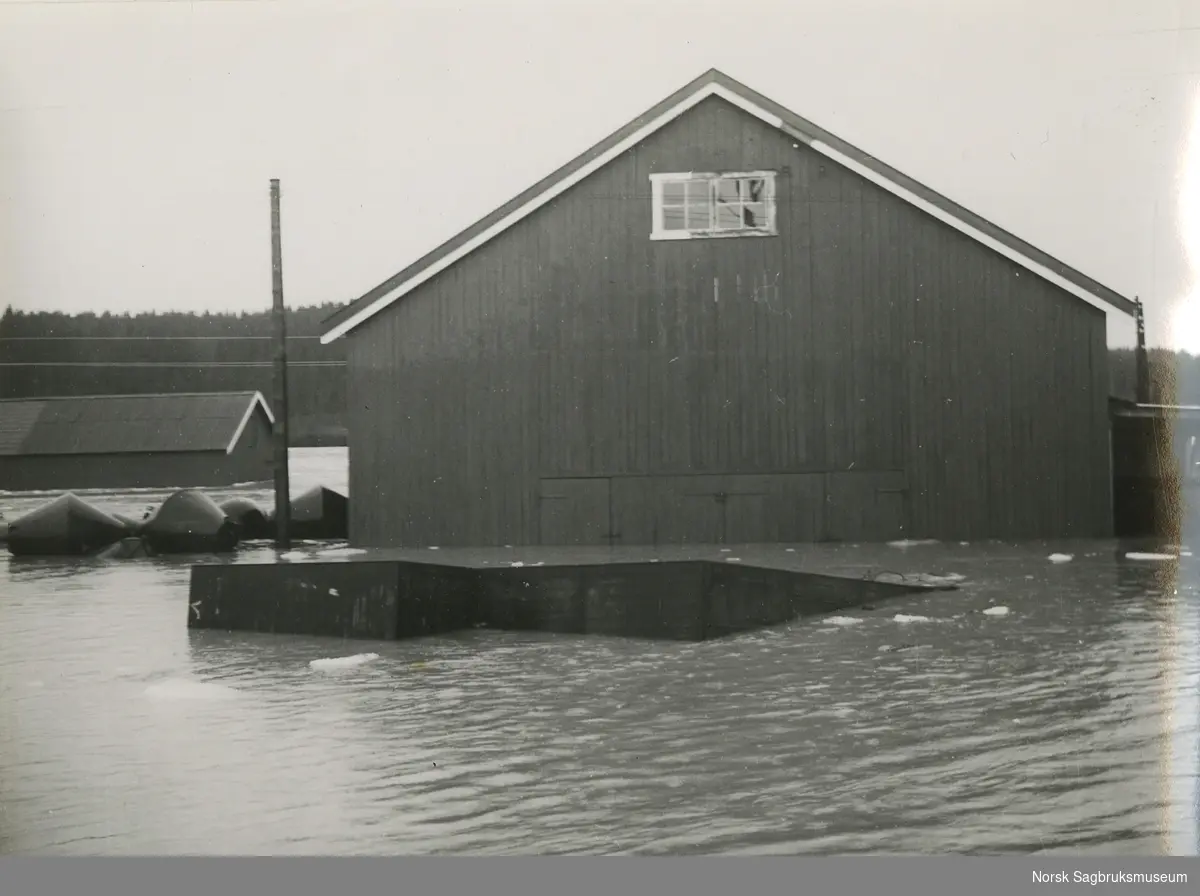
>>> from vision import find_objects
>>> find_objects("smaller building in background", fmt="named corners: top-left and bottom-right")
top-left (1110, 398), bottom-right (1200, 540)
top-left (0, 391), bottom-right (275, 492)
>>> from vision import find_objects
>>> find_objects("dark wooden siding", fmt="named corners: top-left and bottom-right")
top-left (346, 96), bottom-right (1112, 547)
top-left (0, 412), bottom-right (273, 492)
top-left (0, 450), bottom-right (270, 492)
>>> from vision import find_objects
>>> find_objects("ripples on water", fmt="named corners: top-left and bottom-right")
top-left (1, 449), bottom-right (1198, 855)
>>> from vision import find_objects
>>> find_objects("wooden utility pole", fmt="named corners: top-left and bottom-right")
top-left (1135, 296), bottom-right (1150, 405)
top-left (270, 178), bottom-right (291, 550)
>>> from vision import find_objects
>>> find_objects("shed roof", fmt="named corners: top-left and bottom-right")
top-left (1111, 401), bottom-right (1200, 422)
top-left (320, 67), bottom-right (1137, 344)
top-left (0, 391), bottom-right (274, 458)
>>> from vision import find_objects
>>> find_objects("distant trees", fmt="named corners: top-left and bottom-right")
top-left (1109, 347), bottom-right (1200, 405)
top-left (0, 304), bottom-right (348, 446)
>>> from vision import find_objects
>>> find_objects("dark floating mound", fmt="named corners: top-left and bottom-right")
top-left (270, 485), bottom-right (349, 540)
top-left (95, 537), bottom-right (153, 561)
top-left (219, 497), bottom-right (271, 540)
top-left (141, 489), bottom-right (239, 555)
top-left (5, 493), bottom-right (130, 557)
top-left (111, 512), bottom-right (143, 536)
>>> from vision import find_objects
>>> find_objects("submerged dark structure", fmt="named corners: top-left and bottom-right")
top-left (0, 391), bottom-right (275, 492)
top-left (188, 550), bottom-right (956, 643)
top-left (4, 493), bottom-right (133, 557)
top-left (319, 68), bottom-right (1136, 548)
top-left (141, 490), bottom-right (239, 555)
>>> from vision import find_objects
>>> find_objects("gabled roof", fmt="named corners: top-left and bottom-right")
top-left (0, 391), bottom-right (274, 458)
top-left (320, 68), bottom-right (1137, 344)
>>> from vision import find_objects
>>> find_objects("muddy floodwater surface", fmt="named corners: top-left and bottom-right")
top-left (1, 448), bottom-right (1198, 855)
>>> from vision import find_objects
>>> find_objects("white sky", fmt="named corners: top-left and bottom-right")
top-left (1, 0), bottom-right (1199, 349)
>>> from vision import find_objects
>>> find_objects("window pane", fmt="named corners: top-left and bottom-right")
top-left (713, 178), bottom-right (741, 204)
top-left (662, 205), bottom-right (686, 230)
top-left (743, 178), bottom-right (767, 201)
top-left (686, 198), bottom-right (711, 230)
top-left (715, 202), bottom-right (743, 229)
top-left (661, 181), bottom-right (686, 204)
top-left (743, 202), bottom-right (768, 228)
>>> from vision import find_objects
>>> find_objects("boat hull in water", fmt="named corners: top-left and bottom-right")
top-left (95, 537), bottom-right (154, 561)
top-left (219, 497), bottom-right (271, 540)
top-left (5, 493), bottom-right (130, 557)
top-left (270, 486), bottom-right (349, 540)
top-left (141, 489), bottom-right (239, 554)
top-left (112, 512), bottom-right (143, 536)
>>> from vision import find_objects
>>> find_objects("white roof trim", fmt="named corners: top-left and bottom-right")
top-left (225, 391), bottom-right (275, 455)
top-left (322, 81), bottom-right (1126, 343)
top-left (808, 140), bottom-right (1116, 316)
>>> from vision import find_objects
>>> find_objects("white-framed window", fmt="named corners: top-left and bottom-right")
top-left (649, 171), bottom-right (777, 241)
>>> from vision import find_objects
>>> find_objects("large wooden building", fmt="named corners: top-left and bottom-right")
top-left (321, 69), bottom-right (1137, 548)
top-left (0, 391), bottom-right (274, 492)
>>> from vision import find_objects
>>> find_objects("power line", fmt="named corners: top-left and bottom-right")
top-left (0, 335), bottom-right (328, 341)
top-left (0, 360), bottom-right (346, 368)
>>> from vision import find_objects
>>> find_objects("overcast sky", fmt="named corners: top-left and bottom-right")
top-left (1, 0), bottom-right (1198, 350)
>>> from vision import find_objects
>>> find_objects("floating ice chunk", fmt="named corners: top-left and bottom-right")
top-left (280, 551), bottom-right (306, 561)
top-left (887, 539), bottom-right (939, 549)
top-left (893, 614), bottom-right (936, 623)
top-left (785, 548), bottom-right (796, 552)
top-left (982, 606), bottom-right (1010, 616)
top-left (317, 547), bottom-right (368, 557)
top-left (822, 616), bottom-right (863, 626)
top-left (724, 557), bottom-right (742, 563)
top-left (1126, 552), bottom-right (1176, 561)
top-left (1048, 553), bottom-right (1073, 563)
top-left (309, 653), bottom-right (380, 671)
top-left (873, 572), bottom-right (963, 589)
top-left (510, 561), bottom-right (525, 568)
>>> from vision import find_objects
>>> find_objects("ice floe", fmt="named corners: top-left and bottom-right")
top-left (309, 653), bottom-right (380, 671)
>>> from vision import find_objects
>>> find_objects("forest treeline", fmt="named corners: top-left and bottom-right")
top-left (3, 307), bottom-right (1200, 446)
top-left (1109, 347), bottom-right (1200, 405)
top-left (0, 304), bottom-right (349, 446)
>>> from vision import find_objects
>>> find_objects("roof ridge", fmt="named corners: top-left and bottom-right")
top-left (0, 390), bottom-right (259, 403)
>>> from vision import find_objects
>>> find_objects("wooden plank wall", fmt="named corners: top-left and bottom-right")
top-left (346, 96), bottom-right (1111, 547)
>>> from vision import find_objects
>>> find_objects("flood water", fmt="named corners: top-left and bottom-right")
top-left (1, 447), bottom-right (1198, 855)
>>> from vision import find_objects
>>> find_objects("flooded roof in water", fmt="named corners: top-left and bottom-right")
top-left (0, 391), bottom-right (275, 457)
